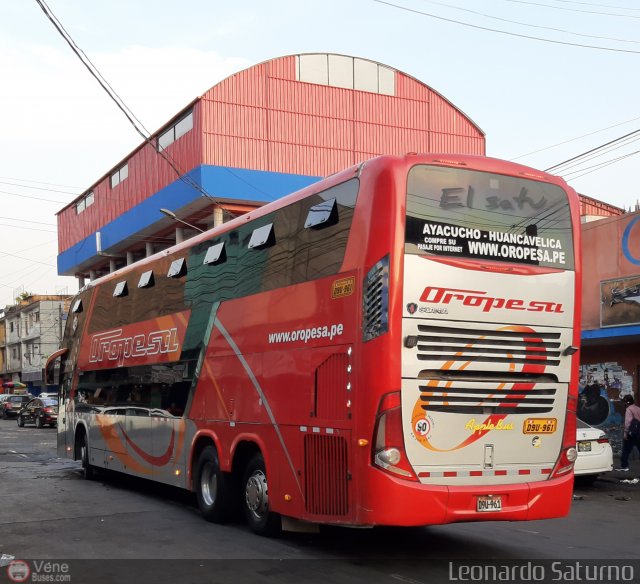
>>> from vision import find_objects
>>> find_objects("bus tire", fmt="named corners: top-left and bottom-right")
top-left (80, 433), bottom-right (95, 480)
top-left (242, 453), bottom-right (280, 536)
top-left (195, 445), bottom-right (231, 523)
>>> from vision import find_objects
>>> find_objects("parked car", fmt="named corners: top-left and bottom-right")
top-left (17, 398), bottom-right (58, 428)
top-left (38, 392), bottom-right (58, 399)
top-left (574, 419), bottom-right (613, 483)
top-left (1, 395), bottom-right (32, 419)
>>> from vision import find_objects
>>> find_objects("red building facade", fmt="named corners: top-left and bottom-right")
top-left (57, 53), bottom-right (485, 279)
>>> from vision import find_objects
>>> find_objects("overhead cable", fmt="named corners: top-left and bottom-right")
top-left (373, 0), bottom-right (640, 53)
top-left (34, 0), bottom-right (223, 208)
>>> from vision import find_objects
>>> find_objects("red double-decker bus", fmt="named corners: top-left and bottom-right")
top-left (53, 154), bottom-right (580, 535)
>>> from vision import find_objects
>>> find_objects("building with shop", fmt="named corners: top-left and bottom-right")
top-left (1, 295), bottom-right (70, 393)
top-left (579, 212), bottom-right (640, 449)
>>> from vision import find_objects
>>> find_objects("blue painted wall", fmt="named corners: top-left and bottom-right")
top-left (57, 165), bottom-right (320, 275)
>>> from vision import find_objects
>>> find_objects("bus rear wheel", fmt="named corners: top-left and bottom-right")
top-left (80, 433), bottom-right (95, 480)
top-left (242, 453), bottom-right (280, 536)
top-left (195, 445), bottom-right (231, 523)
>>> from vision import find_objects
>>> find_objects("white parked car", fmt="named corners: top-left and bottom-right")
top-left (574, 419), bottom-right (613, 483)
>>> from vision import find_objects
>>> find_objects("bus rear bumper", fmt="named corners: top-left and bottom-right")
top-left (360, 471), bottom-right (573, 526)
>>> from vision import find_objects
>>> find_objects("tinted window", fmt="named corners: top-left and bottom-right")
top-left (185, 178), bottom-right (359, 306)
top-left (74, 361), bottom-right (194, 418)
top-left (88, 255), bottom-right (187, 333)
top-left (405, 165), bottom-right (574, 269)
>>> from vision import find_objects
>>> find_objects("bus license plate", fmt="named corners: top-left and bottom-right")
top-left (477, 496), bottom-right (502, 512)
top-left (523, 418), bottom-right (557, 434)
top-left (578, 441), bottom-right (591, 452)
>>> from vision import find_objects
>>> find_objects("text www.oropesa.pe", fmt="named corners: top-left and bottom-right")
top-left (268, 323), bottom-right (344, 344)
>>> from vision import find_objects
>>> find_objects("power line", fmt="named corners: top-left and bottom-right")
top-left (0, 176), bottom-right (82, 190)
top-left (0, 188), bottom-right (67, 204)
top-left (0, 216), bottom-right (55, 226)
top-left (549, 133), bottom-right (640, 173)
top-left (0, 180), bottom-right (78, 195)
top-left (0, 250), bottom-right (55, 268)
top-left (503, 0), bottom-right (640, 18)
top-left (420, 0), bottom-right (640, 45)
top-left (34, 0), bottom-right (225, 210)
top-left (511, 114), bottom-right (640, 159)
top-left (0, 223), bottom-right (56, 234)
top-left (562, 149), bottom-right (640, 180)
top-left (550, 0), bottom-right (640, 10)
top-left (545, 127), bottom-right (640, 172)
top-left (372, 0), bottom-right (640, 53)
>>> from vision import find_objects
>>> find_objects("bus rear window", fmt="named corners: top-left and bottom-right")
top-left (405, 165), bottom-right (574, 269)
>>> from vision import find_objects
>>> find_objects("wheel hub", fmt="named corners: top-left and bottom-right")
top-left (245, 470), bottom-right (268, 517)
top-left (201, 462), bottom-right (218, 507)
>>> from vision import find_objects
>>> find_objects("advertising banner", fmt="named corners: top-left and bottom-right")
top-left (600, 275), bottom-right (640, 327)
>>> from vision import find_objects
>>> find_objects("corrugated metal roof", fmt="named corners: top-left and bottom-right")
top-left (57, 53), bottom-right (486, 255)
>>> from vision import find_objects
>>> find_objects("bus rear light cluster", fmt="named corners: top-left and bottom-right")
top-left (373, 392), bottom-right (418, 481)
top-left (550, 394), bottom-right (578, 479)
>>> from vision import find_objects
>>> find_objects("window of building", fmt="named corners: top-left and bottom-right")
top-left (158, 110), bottom-right (193, 151)
top-left (296, 54), bottom-right (395, 96)
top-left (9, 322), bottom-right (13, 333)
top-left (111, 163), bottom-right (129, 188)
top-left (76, 191), bottom-right (95, 214)
top-left (34, 311), bottom-right (39, 323)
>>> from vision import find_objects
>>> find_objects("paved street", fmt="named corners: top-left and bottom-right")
top-left (1, 418), bottom-right (639, 582)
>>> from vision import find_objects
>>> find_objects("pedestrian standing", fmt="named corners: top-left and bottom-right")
top-left (616, 394), bottom-right (640, 471)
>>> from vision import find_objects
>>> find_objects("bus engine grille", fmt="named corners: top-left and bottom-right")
top-left (418, 384), bottom-right (557, 414)
top-left (413, 324), bottom-right (562, 369)
top-left (304, 434), bottom-right (349, 516)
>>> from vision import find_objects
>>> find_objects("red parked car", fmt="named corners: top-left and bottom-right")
top-left (1, 395), bottom-right (32, 419)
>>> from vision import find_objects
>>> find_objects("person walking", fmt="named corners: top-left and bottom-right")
top-left (616, 394), bottom-right (640, 471)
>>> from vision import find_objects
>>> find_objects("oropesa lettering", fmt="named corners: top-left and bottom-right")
top-left (419, 286), bottom-right (563, 314)
top-left (89, 327), bottom-right (180, 366)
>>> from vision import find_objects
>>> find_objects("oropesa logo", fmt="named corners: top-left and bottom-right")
top-left (419, 286), bottom-right (563, 314)
top-left (7, 560), bottom-right (30, 583)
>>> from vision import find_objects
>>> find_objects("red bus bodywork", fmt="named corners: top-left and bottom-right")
top-left (57, 154), bottom-right (581, 531)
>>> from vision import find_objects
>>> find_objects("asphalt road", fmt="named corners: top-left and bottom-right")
top-left (1, 418), bottom-right (639, 583)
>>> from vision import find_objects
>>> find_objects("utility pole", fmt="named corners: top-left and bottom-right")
top-left (58, 304), bottom-right (62, 346)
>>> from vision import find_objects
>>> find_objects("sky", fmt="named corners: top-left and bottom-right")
top-left (2, 0), bottom-right (640, 306)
